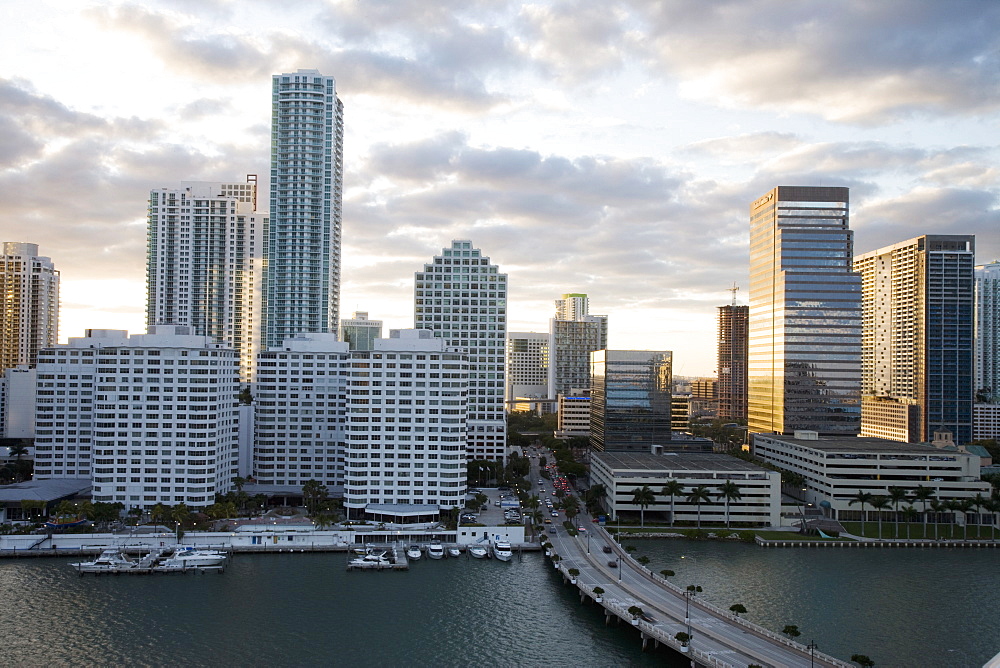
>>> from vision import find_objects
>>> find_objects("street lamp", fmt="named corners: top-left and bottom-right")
top-left (617, 555), bottom-right (622, 582)
top-left (807, 640), bottom-right (818, 668)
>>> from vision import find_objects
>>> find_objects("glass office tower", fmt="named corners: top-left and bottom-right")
top-left (589, 350), bottom-right (672, 452)
top-left (747, 186), bottom-right (861, 436)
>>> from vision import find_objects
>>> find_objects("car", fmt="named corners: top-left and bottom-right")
top-left (544, 519), bottom-right (552, 524)
top-left (602, 546), bottom-right (613, 554)
top-left (551, 511), bottom-right (559, 517)
top-left (577, 526), bottom-right (586, 532)
top-left (538, 479), bottom-right (544, 484)
top-left (607, 561), bottom-right (618, 568)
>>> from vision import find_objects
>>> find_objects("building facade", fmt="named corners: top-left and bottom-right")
top-left (976, 260), bottom-right (1000, 404)
top-left (855, 235), bottom-right (976, 444)
top-left (343, 330), bottom-right (468, 515)
top-left (747, 186), bottom-right (861, 436)
top-left (548, 294), bottom-right (608, 399)
top-left (265, 69), bottom-right (345, 349)
top-left (0, 242), bottom-right (59, 370)
top-left (414, 241), bottom-right (507, 461)
top-left (717, 304), bottom-right (748, 420)
top-left (589, 350), bottom-right (672, 452)
top-left (505, 331), bottom-right (549, 404)
top-left (555, 390), bottom-right (590, 439)
top-left (0, 366), bottom-right (35, 439)
top-left (340, 311), bottom-right (383, 351)
top-left (146, 180), bottom-right (265, 382)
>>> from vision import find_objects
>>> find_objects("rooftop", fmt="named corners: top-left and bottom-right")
top-left (593, 451), bottom-right (771, 473)
top-left (757, 435), bottom-right (973, 455)
top-left (0, 478), bottom-right (91, 503)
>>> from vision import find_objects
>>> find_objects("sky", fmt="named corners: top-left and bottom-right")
top-left (2, 0), bottom-right (998, 377)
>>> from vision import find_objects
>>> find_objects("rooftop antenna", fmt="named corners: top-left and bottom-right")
top-left (728, 282), bottom-right (739, 306)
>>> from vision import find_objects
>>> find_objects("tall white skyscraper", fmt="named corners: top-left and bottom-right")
top-left (146, 180), bottom-right (265, 382)
top-left (548, 293), bottom-right (608, 399)
top-left (747, 186), bottom-right (861, 436)
top-left (976, 260), bottom-right (1000, 404)
top-left (506, 331), bottom-right (549, 403)
top-left (0, 242), bottom-right (59, 370)
top-left (265, 69), bottom-right (345, 349)
top-left (414, 240), bottom-right (507, 461)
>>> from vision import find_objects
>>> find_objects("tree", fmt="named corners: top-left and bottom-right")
top-left (848, 491), bottom-right (873, 537)
top-left (562, 495), bottom-right (580, 522)
top-left (592, 586), bottom-right (604, 600)
top-left (984, 497), bottom-right (1000, 541)
top-left (8, 441), bottom-right (29, 482)
top-left (661, 480), bottom-right (685, 527)
top-left (237, 387), bottom-right (253, 405)
top-left (686, 486), bottom-right (713, 528)
top-left (636, 555), bottom-right (650, 566)
top-left (584, 484), bottom-right (607, 515)
top-left (954, 498), bottom-right (974, 539)
top-left (887, 487), bottom-right (909, 538)
top-left (717, 480), bottom-right (742, 529)
top-left (630, 485), bottom-right (655, 526)
top-left (782, 625), bottom-right (801, 639)
top-left (971, 494), bottom-right (988, 539)
top-left (233, 476), bottom-right (247, 492)
top-left (171, 502), bottom-right (191, 526)
top-left (729, 603), bottom-right (747, 617)
top-left (851, 654), bottom-right (875, 667)
top-left (627, 605), bottom-right (644, 619)
top-left (869, 496), bottom-right (889, 539)
top-left (674, 631), bottom-right (691, 646)
top-left (302, 479), bottom-right (329, 515)
top-left (928, 499), bottom-right (945, 540)
top-left (660, 569), bottom-right (675, 578)
top-left (912, 486), bottom-right (934, 538)
top-left (901, 505), bottom-right (917, 540)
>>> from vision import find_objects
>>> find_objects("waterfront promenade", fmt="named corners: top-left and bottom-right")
top-left (545, 521), bottom-right (850, 667)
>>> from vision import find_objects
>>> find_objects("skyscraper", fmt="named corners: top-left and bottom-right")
top-left (265, 69), bottom-right (344, 349)
top-left (747, 186), bottom-right (861, 436)
top-left (548, 293), bottom-right (608, 399)
top-left (340, 311), bottom-right (383, 351)
top-left (717, 304), bottom-right (749, 421)
top-left (0, 242), bottom-right (59, 370)
top-left (414, 240), bottom-right (507, 461)
top-left (506, 331), bottom-right (549, 404)
top-left (976, 260), bottom-right (1000, 404)
top-left (589, 350), bottom-right (672, 452)
top-left (146, 180), bottom-right (265, 381)
top-left (855, 235), bottom-right (976, 444)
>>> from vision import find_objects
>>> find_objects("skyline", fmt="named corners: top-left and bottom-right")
top-left (2, 1), bottom-right (998, 376)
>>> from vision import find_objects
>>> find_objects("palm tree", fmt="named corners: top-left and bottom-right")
top-left (562, 496), bottom-right (580, 522)
top-left (686, 486), bottom-right (713, 528)
top-left (630, 485), bottom-right (656, 527)
top-left (928, 499), bottom-right (945, 540)
top-left (971, 494), bottom-right (988, 540)
top-left (661, 480), bottom-right (685, 527)
top-left (954, 499), bottom-right (974, 539)
top-left (848, 491), bottom-right (874, 537)
top-left (887, 487), bottom-right (909, 538)
top-left (869, 496), bottom-right (889, 539)
top-left (584, 484), bottom-right (608, 515)
top-left (9, 441), bottom-right (29, 482)
top-left (901, 506), bottom-right (917, 540)
top-left (912, 486), bottom-right (934, 538)
top-left (716, 480), bottom-right (742, 529)
top-left (984, 498), bottom-right (1000, 541)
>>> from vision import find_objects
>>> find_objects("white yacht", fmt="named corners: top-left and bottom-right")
top-left (427, 542), bottom-right (445, 559)
top-left (348, 548), bottom-right (392, 569)
top-left (156, 546), bottom-right (227, 570)
top-left (406, 545), bottom-right (423, 560)
top-left (469, 544), bottom-right (488, 559)
top-left (70, 548), bottom-right (138, 574)
top-left (492, 541), bottom-right (513, 562)
top-left (447, 546), bottom-right (462, 558)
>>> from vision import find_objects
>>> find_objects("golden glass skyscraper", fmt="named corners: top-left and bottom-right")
top-left (747, 186), bottom-right (861, 436)
top-left (0, 242), bottom-right (59, 370)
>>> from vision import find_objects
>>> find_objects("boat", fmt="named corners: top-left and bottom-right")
top-left (492, 541), bottom-right (513, 562)
top-left (70, 548), bottom-right (139, 573)
top-left (406, 545), bottom-right (422, 560)
top-left (348, 548), bottom-right (393, 570)
top-left (447, 547), bottom-right (462, 558)
top-left (156, 546), bottom-right (227, 570)
top-left (427, 542), bottom-right (445, 559)
top-left (469, 545), bottom-right (488, 559)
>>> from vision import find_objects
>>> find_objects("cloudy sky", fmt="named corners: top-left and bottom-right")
top-left (2, 1), bottom-right (998, 376)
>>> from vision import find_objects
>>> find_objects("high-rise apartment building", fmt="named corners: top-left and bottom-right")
top-left (548, 293), bottom-right (608, 399)
top-left (34, 327), bottom-right (240, 508)
top-left (0, 242), bottom-right (59, 370)
top-left (340, 311), bottom-right (382, 351)
top-left (342, 330), bottom-right (468, 515)
top-left (147, 180), bottom-right (265, 382)
top-left (717, 305), bottom-right (749, 420)
top-left (855, 235), bottom-right (976, 444)
top-left (747, 186), bottom-right (861, 436)
top-left (506, 331), bottom-right (549, 403)
top-left (254, 333), bottom-right (349, 487)
top-left (265, 69), bottom-right (344, 349)
top-left (976, 260), bottom-right (1000, 403)
top-left (589, 350), bottom-right (672, 452)
top-left (414, 240), bottom-right (507, 461)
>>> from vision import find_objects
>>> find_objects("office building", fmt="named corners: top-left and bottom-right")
top-left (506, 331), bottom-right (549, 404)
top-left (147, 180), bottom-right (265, 382)
top-left (0, 242), bottom-right (59, 370)
top-left (340, 311), bottom-right (383, 351)
top-left (976, 260), bottom-right (1000, 403)
top-left (589, 350), bottom-right (672, 452)
top-left (253, 333), bottom-right (349, 487)
top-left (747, 186), bottom-right (861, 436)
top-left (0, 366), bottom-right (35, 439)
top-left (34, 327), bottom-right (240, 508)
top-left (717, 304), bottom-right (748, 420)
top-left (548, 294), bottom-right (608, 399)
top-left (414, 240), bottom-right (507, 461)
top-left (265, 69), bottom-right (345, 349)
top-left (343, 330), bottom-right (468, 516)
top-left (855, 235), bottom-right (976, 444)
top-left (555, 390), bottom-right (590, 439)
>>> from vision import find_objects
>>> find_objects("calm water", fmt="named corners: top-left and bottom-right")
top-left (0, 545), bottom-right (995, 667)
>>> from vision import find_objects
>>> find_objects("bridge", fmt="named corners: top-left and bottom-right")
top-left (544, 521), bottom-right (852, 667)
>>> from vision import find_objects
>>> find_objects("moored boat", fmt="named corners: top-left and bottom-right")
top-left (492, 541), bottom-right (513, 562)
top-left (447, 547), bottom-right (462, 558)
top-left (427, 542), bottom-right (445, 559)
top-left (469, 545), bottom-right (488, 559)
top-left (348, 548), bottom-right (392, 570)
top-left (70, 548), bottom-right (139, 574)
top-left (156, 546), bottom-right (227, 571)
top-left (406, 545), bottom-right (422, 560)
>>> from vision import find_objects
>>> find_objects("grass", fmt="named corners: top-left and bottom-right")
top-left (840, 521), bottom-right (998, 540)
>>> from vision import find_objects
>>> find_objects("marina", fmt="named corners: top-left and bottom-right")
top-left (70, 545), bottom-right (228, 575)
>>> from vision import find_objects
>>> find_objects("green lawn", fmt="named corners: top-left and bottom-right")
top-left (840, 521), bottom-right (998, 540)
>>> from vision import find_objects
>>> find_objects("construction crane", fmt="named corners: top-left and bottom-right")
top-left (728, 282), bottom-right (739, 306)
